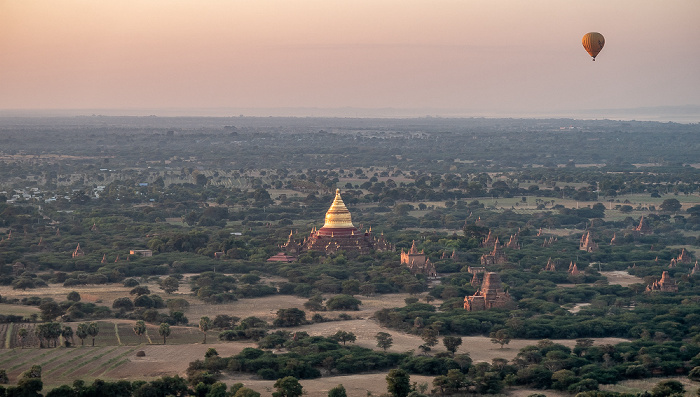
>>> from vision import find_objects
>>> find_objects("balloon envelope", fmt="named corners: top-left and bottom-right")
top-left (582, 32), bottom-right (605, 60)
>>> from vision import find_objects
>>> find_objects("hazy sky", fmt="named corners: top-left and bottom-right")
top-left (1, 0), bottom-right (699, 116)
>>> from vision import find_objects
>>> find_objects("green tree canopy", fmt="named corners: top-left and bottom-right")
top-left (272, 376), bottom-right (303, 397)
top-left (386, 369), bottom-right (411, 397)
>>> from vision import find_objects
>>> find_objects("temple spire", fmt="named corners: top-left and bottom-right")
top-left (322, 189), bottom-right (355, 229)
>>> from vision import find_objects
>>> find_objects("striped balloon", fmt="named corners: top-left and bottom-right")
top-left (582, 32), bottom-right (605, 61)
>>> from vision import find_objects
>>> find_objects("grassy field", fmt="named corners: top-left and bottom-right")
top-left (0, 303), bottom-right (39, 319)
top-left (600, 376), bottom-right (700, 396)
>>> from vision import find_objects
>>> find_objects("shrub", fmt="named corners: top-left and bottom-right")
top-left (326, 295), bottom-right (361, 311)
top-left (257, 368), bottom-right (278, 380)
top-left (112, 297), bottom-right (134, 311)
top-left (123, 278), bottom-right (140, 288)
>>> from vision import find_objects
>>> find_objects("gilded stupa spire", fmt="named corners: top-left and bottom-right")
top-left (323, 189), bottom-right (354, 229)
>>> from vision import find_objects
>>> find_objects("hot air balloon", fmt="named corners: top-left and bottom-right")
top-left (582, 32), bottom-right (605, 61)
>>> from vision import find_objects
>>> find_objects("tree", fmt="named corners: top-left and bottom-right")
top-left (360, 284), bottom-right (375, 297)
top-left (76, 323), bottom-right (89, 346)
top-left (234, 387), bottom-right (261, 397)
top-left (62, 325), bottom-right (74, 347)
top-left (687, 205), bottom-right (700, 217)
top-left (551, 369), bottom-right (579, 391)
top-left (22, 365), bottom-right (42, 379)
top-left (39, 300), bottom-right (64, 322)
top-left (195, 173), bottom-right (208, 186)
top-left (130, 286), bottom-right (151, 296)
top-left (112, 297), bottom-right (135, 311)
top-left (330, 331), bottom-right (356, 346)
top-left (660, 198), bottom-right (682, 213)
top-left (160, 276), bottom-right (180, 294)
top-left (273, 308), bottom-right (306, 327)
top-left (619, 205), bottom-right (633, 213)
top-left (15, 365), bottom-right (43, 397)
top-left (272, 376), bottom-right (303, 397)
top-left (651, 380), bottom-right (684, 397)
top-left (47, 384), bottom-right (75, 397)
top-left (18, 328), bottom-right (28, 348)
top-left (376, 332), bottom-right (393, 351)
top-left (386, 369), bottom-right (411, 397)
top-left (304, 295), bottom-right (324, 311)
top-left (212, 314), bottom-right (239, 330)
top-left (341, 280), bottom-right (360, 296)
top-left (199, 316), bottom-right (212, 344)
top-left (207, 382), bottom-right (228, 397)
top-left (16, 377), bottom-right (43, 397)
top-left (66, 291), bottom-right (81, 302)
top-left (453, 353), bottom-right (472, 371)
top-left (123, 278), bottom-right (140, 288)
top-left (133, 295), bottom-right (155, 308)
top-left (443, 336), bottom-right (463, 355)
top-left (490, 329), bottom-right (511, 349)
top-left (205, 348), bottom-right (219, 358)
top-left (87, 322), bottom-right (99, 346)
top-left (433, 369), bottom-right (468, 395)
top-left (158, 323), bottom-right (171, 344)
top-left (328, 384), bottom-right (347, 397)
top-left (420, 328), bottom-right (439, 350)
top-left (36, 322), bottom-right (61, 348)
top-left (12, 277), bottom-right (36, 290)
top-left (325, 294), bottom-right (362, 311)
top-left (688, 366), bottom-right (700, 381)
top-left (133, 320), bottom-right (147, 343)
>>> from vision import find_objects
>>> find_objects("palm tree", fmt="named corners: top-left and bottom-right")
top-left (199, 317), bottom-right (212, 344)
top-left (87, 322), bottom-right (99, 346)
top-left (158, 323), bottom-right (171, 345)
top-left (18, 328), bottom-right (28, 348)
top-left (34, 326), bottom-right (46, 348)
top-left (62, 325), bottom-right (74, 347)
top-left (47, 323), bottom-right (62, 347)
top-left (133, 320), bottom-right (147, 344)
top-left (76, 323), bottom-right (89, 346)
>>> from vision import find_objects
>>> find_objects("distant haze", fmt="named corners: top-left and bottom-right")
top-left (1, 1), bottom-right (699, 120)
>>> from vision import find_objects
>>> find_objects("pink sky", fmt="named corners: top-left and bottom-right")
top-left (1, 0), bottom-right (699, 116)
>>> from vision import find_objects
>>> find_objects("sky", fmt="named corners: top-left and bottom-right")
top-left (1, 0), bottom-right (699, 118)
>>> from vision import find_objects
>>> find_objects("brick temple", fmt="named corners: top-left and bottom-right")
top-left (464, 272), bottom-right (514, 311)
top-left (278, 189), bottom-right (393, 258)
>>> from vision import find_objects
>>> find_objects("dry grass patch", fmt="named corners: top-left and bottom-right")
top-left (600, 376), bottom-right (700, 396)
top-left (0, 303), bottom-right (39, 317)
top-left (219, 373), bottom-right (435, 397)
top-left (282, 319), bottom-right (628, 363)
top-left (186, 295), bottom-right (308, 323)
top-left (0, 283), bottom-right (133, 308)
top-left (106, 342), bottom-right (256, 380)
top-left (184, 293), bottom-right (419, 324)
top-left (600, 271), bottom-right (644, 287)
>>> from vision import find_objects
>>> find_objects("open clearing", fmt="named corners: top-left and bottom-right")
top-left (600, 270), bottom-right (644, 287)
top-left (219, 372), bottom-right (437, 397)
top-left (601, 376), bottom-right (700, 396)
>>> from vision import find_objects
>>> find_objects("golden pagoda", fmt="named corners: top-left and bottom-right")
top-left (318, 189), bottom-right (356, 235)
top-left (279, 189), bottom-right (393, 257)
